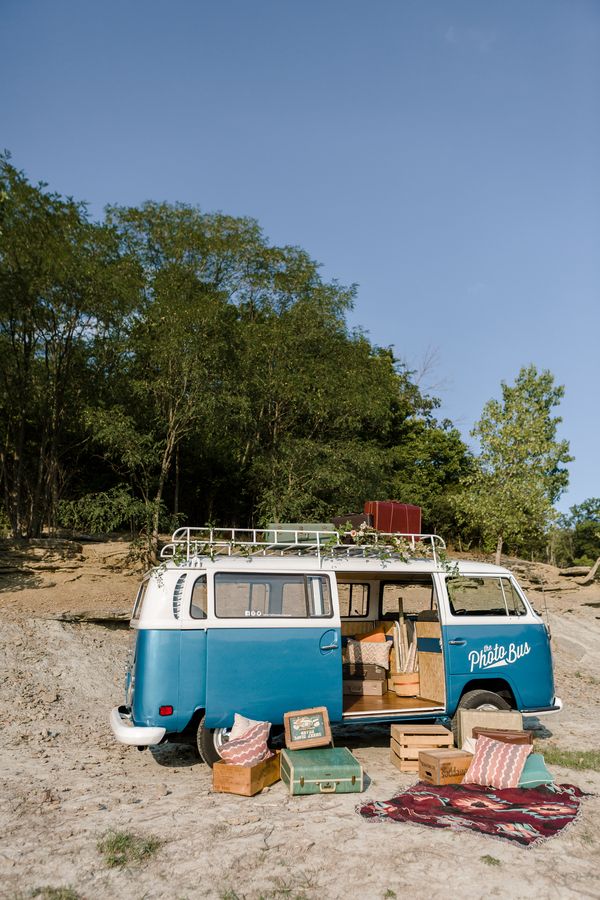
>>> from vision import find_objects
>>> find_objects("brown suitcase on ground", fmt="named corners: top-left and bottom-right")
top-left (472, 727), bottom-right (533, 745)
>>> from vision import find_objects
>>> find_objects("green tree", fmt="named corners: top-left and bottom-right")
top-left (0, 154), bottom-right (136, 536)
top-left (457, 365), bottom-right (572, 563)
top-left (552, 498), bottom-right (600, 567)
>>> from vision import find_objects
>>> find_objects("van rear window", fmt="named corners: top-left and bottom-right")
top-left (214, 573), bottom-right (332, 618)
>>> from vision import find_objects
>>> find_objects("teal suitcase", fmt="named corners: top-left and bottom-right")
top-left (280, 747), bottom-right (364, 795)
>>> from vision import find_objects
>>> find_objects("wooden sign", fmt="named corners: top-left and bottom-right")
top-left (283, 706), bottom-right (332, 750)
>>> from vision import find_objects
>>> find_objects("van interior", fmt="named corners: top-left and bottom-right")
top-left (338, 575), bottom-right (446, 719)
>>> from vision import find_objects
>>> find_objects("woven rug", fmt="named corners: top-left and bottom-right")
top-left (357, 782), bottom-right (587, 847)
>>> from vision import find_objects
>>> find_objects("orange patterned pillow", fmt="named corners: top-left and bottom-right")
top-left (355, 627), bottom-right (387, 643)
top-left (463, 735), bottom-right (532, 789)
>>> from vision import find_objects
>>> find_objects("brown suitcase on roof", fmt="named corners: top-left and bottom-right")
top-left (363, 501), bottom-right (421, 534)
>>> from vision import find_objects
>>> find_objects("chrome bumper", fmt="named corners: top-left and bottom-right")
top-left (110, 705), bottom-right (166, 746)
top-left (523, 697), bottom-right (563, 717)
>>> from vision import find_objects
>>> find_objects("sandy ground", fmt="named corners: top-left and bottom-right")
top-left (1, 541), bottom-right (600, 900)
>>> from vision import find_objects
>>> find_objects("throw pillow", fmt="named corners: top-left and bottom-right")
top-left (518, 753), bottom-right (554, 788)
top-left (354, 626), bottom-right (387, 643)
top-left (229, 712), bottom-right (263, 740)
top-left (346, 638), bottom-right (392, 669)
top-left (219, 720), bottom-right (271, 767)
top-left (463, 734), bottom-right (532, 789)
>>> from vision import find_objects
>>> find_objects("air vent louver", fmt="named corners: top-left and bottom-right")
top-left (172, 574), bottom-right (187, 620)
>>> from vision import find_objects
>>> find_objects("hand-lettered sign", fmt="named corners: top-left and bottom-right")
top-left (283, 706), bottom-right (332, 749)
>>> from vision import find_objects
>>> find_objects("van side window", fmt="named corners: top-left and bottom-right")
top-left (190, 575), bottom-right (208, 619)
top-left (502, 579), bottom-right (528, 616)
top-left (214, 573), bottom-right (332, 618)
top-left (338, 583), bottom-right (369, 617)
top-left (447, 576), bottom-right (527, 617)
top-left (132, 580), bottom-right (148, 621)
top-left (381, 580), bottom-right (436, 618)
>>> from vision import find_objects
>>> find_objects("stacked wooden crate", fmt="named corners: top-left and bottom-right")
top-left (390, 723), bottom-right (453, 773)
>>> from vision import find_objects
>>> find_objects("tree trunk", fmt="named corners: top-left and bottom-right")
top-left (174, 444), bottom-right (180, 516)
top-left (495, 534), bottom-right (503, 566)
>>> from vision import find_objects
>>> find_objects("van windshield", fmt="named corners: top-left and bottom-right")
top-left (447, 576), bottom-right (527, 617)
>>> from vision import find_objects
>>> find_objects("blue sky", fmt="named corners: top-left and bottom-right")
top-left (1, 0), bottom-right (598, 512)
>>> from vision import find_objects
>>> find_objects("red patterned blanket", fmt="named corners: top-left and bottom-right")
top-left (357, 782), bottom-right (587, 847)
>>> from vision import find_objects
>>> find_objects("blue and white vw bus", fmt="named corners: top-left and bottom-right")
top-left (110, 526), bottom-right (562, 765)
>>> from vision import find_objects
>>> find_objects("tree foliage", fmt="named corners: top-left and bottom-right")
top-left (3, 156), bottom-right (577, 564)
top-left (551, 498), bottom-right (600, 567)
top-left (455, 365), bottom-right (572, 562)
top-left (0, 154), bottom-right (137, 537)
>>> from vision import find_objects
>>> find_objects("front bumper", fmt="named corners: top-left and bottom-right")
top-left (110, 705), bottom-right (166, 746)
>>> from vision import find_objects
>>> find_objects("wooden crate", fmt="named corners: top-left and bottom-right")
top-left (390, 723), bottom-right (453, 773)
top-left (418, 748), bottom-right (473, 785)
top-left (212, 751), bottom-right (280, 797)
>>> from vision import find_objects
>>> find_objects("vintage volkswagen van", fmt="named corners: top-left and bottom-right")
top-left (110, 527), bottom-right (562, 766)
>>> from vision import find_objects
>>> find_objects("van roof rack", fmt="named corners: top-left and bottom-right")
top-left (160, 526), bottom-right (446, 564)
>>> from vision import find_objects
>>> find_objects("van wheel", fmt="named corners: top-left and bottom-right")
top-left (451, 690), bottom-right (511, 744)
top-left (196, 716), bottom-right (231, 768)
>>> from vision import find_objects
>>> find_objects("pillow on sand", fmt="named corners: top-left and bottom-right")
top-left (229, 713), bottom-right (263, 740)
top-left (518, 753), bottom-right (554, 788)
top-left (463, 735), bottom-right (532, 789)
top-left (219, 721), bottom-right (271, 767)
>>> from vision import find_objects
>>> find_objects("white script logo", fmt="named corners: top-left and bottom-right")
top-left (468, 642), bottom-right (531, 673)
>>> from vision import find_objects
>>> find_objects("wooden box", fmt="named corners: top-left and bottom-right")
top-left (212, 751), bottom-right (280, 797)
top-left (343, 679), bottom-right (385, 696)
top-left (281, 747), bottom-right (364, 796)
top-left (418, 748), bottom-right (473, 785)
top-left (456, 709), bottom-right (523, 748)
top-left (390, 723), bottom-right (453, 773)
top-left (472, 727), bottom-right (533, 745)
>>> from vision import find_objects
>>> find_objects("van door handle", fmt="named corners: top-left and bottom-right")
top-left (320, 642), bottom-right (338, 651)
top-left (449, 639), bottom-right (466, 646)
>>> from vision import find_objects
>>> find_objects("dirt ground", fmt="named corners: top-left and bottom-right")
top-left (1, 541), bottom-right (600, 900)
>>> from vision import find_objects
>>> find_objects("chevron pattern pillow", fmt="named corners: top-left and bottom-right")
top-left (219, 720), bottom-right (272, 767)
top-left (463, 734), bottom-right (532, 789)
top-left (346, 638), bottom-right (392, 670)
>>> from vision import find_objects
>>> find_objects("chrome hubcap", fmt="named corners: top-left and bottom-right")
top-left (213, 728), bottom-right (232, 752)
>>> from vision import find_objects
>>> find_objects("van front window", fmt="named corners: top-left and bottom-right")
top-left (214, 573), bottom-right (332, 618)
top-left (447, 576), bottom-right (527, 617)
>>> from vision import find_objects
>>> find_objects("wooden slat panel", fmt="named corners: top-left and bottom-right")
top-left (415, 620), bottom-right (445, 703)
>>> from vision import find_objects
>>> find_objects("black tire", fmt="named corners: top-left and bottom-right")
top-left (451, 689), bottom-right (511, 744)
top-left (196, 715), bottom-right (231, 767)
